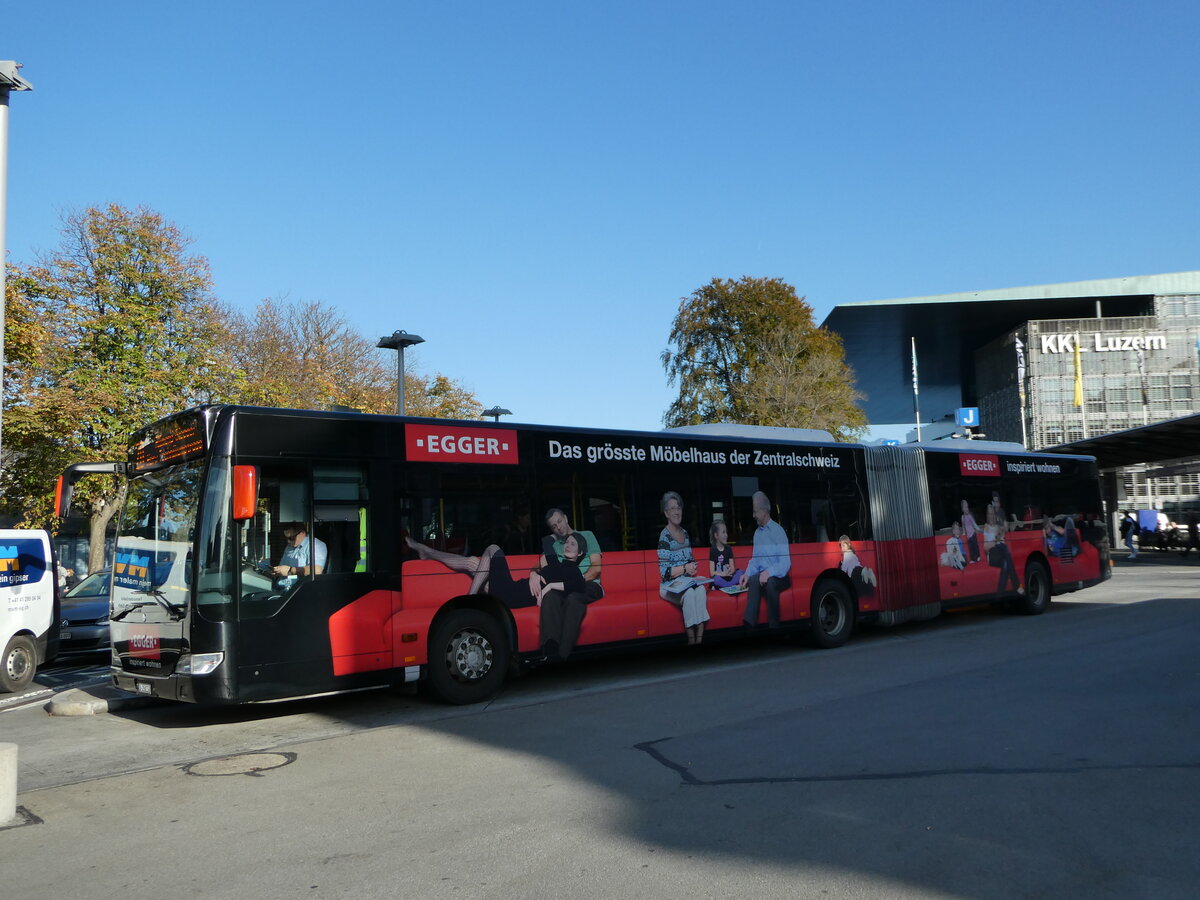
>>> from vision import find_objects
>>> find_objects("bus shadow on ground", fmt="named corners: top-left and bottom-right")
top-left (405, 596), bottom-right (1200, 898)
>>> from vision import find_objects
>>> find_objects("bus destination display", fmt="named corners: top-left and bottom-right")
top-left (132, 416), bottom-right (207, 472)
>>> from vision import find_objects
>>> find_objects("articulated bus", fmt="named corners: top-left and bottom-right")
top-left (57, 406), bottom-right (1109, 705)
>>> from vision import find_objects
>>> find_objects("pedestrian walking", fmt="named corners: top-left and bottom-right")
top-left (1120, 511), bottom-right (1138, 560)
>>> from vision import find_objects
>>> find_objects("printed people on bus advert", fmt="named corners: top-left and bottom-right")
top-left (708, 520), bottom-right (745, 591)
top-left (960, 499), bottom-right (981, 563)
top-left (656, 491), bottom-right (710, 645)
top-left (984, 508), bottom-right (1020, 593)
top-left (1045, 516), bottom-right (1081, 563)
top-left (406, 529), bottom-right (593, 661)
top-left (990, 491), bottom-right (1007, 529)
top-left (405, 536), bottom-right (537, 607)
top-left (530, 508), bottom-right (603, 660)
top-left (838, 535), bottom-right (877, 596)
top-left (939, 521), bottom-right (967, 569)
top-left (740, 491), bottom-right (791, 630)
top-left (533, 508), bottom-right (604, 600)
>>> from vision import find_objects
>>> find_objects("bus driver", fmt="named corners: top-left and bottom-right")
top-left (273, 522), bottom-right (328, 589)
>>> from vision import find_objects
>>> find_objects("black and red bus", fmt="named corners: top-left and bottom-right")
top-left (58, 406), bottom-right (1109, 705)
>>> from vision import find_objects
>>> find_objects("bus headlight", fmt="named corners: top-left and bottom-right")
top-left (176, 652), bottom-right (224, 676)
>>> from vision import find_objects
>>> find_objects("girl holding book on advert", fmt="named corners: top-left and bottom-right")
top-left (709, 519), bottom-right (745, 591)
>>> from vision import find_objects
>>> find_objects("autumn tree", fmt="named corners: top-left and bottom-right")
top-left (1, 205), bottom-right (228, 569)
top-left (405, 372), bottom-right (484, 419)
top-left (221, 298), bottom-right (482, 419)
top-left (739, 327), bottom-right (868, 441)
top-left (661, 276), bottom-right (868, 438)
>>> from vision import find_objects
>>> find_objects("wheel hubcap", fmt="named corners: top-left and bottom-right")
top-left (447, 630), bottom-right (493, 681)
top-left (818, 593), bottom-right (844, 633)
top-left (7, 648), bottom-right (30, 680)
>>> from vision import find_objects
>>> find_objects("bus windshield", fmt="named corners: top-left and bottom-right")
top-left (112, 461), bottom-right (204, 619)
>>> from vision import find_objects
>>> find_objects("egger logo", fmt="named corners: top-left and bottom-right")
top-left (959, 454), bottom-right (1000, 477)
top-left (406, 424), bottom-right (519, 465)
top-left (128, 629), bottom-right (161, 660)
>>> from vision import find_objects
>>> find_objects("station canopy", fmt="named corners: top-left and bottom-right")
top-left (1046, 413), bottom-right (1200, 472)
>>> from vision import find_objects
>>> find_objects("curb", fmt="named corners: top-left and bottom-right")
top-left (46, 686), bottom-right (161, 717)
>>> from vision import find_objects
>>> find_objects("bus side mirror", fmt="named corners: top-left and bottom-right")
top-left (55, 475), bottom-right (73, 518)
top-left (56, 461), bottom-right (126, 518)
top-left (233, 466), bottom-right (257, 520)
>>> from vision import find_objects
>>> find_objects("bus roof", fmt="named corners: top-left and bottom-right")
top-left (163, 404), bottom-right (1095, 461)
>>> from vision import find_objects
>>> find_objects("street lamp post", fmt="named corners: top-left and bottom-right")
top-left (0, 61), bottom-right (33, 473)
top-left (376, 330), bottom-right (425, 415)
top-left (481, 406), bottom-right (512, 422)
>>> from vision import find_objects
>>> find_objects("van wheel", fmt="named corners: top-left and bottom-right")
top-left (810, 580), bottom-right (855, 649)
top-left (1, 635), bottom-right (37, 693)
top-left (1018, 561), bottom-right (1051, 615)
top-left (427, 610), bottom-right (510, 705)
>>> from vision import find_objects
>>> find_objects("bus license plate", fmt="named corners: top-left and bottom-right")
top-left (136, 682), bottom-right (152, 695)
top-left (60, 631), bottom-right (72, 640)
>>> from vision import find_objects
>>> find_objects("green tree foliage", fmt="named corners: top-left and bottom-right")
top-left (3, 205), bottom-right (483, 571)
top-left (221, 298), bottom-right (482, 418)
top-left (1, 205), bottom-right (226, 569)
top-left (661, 276), bottom-right (868, 439)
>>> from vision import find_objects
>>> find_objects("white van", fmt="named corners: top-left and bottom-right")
top-left (0, 529), bottom-right (60, 692)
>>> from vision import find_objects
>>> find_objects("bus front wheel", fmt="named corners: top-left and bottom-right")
top-left (427, 609), bottom-right (510, 705)
top-left (809, 580), bottom-right (855, 649)
top-left (1, 634), bottom-right (37, 693)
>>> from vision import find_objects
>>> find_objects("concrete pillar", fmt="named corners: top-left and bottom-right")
top-left (0, 742), bottom-right (16, 824)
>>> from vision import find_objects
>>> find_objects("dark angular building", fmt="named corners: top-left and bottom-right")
top-left (822, 271), bottom-right (1200, 447)
top-left (822, 271), bottom-right (1200, 521)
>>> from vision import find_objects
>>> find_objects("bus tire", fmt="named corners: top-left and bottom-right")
top-left (809, 580), bottom-right (855, 649)
top-left (1, 634), bottom-right (38, 693)
top-left (1018, 560), bottom-right (1051, 616)
top-left (427, 609), bottom-right (510, 705)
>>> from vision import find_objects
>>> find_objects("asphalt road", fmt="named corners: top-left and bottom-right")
top-left (2, 560), bottom-right (1197, 899)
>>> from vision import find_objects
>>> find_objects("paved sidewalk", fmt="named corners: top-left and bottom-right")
top-left (1113, 547), bottom-right (1200, 567)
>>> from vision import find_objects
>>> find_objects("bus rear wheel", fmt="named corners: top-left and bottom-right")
top-left (809, 580), bottom-right (855, 649)
top-left (1017, 560), bottom-right (1051, 615)
top-left (427, 609), bottom-right (510, 705)
top-left (1, 635), bottom-right (37, 693)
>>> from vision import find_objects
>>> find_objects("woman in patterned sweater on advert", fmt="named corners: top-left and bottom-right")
top-left (657, 491), bottom-right (710, 645)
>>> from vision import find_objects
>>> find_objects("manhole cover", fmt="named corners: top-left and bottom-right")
top-left (183, 751), bottom-right (296, 777)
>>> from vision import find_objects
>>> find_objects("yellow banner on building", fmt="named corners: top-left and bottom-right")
top-left (1073, 333), bottom-right (1083, 407)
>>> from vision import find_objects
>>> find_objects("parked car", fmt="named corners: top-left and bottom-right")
top-left (60, 569), bottom-right (111, 653)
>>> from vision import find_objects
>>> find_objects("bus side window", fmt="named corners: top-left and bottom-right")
top-left (314, 466), bottom-right (370, 575)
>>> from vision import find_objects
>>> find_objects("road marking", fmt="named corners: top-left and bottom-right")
top-left (0, 687), bottom-right (54, 713)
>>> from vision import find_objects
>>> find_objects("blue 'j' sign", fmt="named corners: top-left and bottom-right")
top-left (955, 407), bottom-right (980, 427)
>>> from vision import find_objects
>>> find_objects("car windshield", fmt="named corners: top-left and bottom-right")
top-left (66, 571), bottom-right (110, 598)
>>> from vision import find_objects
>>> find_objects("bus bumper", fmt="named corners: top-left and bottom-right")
top-left (113, 669), bottom-right (195, 702)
